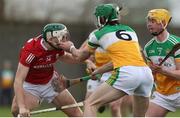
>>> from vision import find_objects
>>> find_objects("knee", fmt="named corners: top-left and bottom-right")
top-left (84, 99), bottom-right (98, 110)
top-left (110, 104), bottom-right (120, 112)
top-left (84, 99), bottom-right (92, 107)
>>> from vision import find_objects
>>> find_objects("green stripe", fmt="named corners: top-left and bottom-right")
top-left (106, 69), bottom-right (119, 86)
top-left (94, 24), bottom-right (135, 40)
top-left (88, 41), bottom-right (100, 48)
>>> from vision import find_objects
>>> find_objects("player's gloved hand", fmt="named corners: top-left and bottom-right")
top-left (19, 107), bottom-right (30, 117)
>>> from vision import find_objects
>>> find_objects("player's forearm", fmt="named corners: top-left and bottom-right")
top-left (161, 69), bottom-right (180, 80)
top-left (14, 80), bottom-right (26, 108)
top-left (92, 62), bottom-right (113, 75)
top-left (70, 46), bottom-right (90, 62)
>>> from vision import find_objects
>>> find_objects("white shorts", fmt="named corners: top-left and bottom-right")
top-left (151, 91), bottom-right (180, 112)
top-left (87, 72), bottom-right (111, 92)
top-left (23, 72), bottom-right (59, 103)
top-left (106, 66), bottom-right (154, 97)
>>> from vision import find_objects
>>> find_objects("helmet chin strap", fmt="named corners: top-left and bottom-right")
top-left (151, 28), bottom-right (164, 36)
top-left (151, 21), bottom-right (166, 36)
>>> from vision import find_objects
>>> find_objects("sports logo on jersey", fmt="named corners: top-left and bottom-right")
top-left (158, 58), bottom-right (163, 64)
top-left (38, 58), bottom-right (43, 61)
top-left (46, 55), bottom-right (52, 62)
top-left (176, 86), bottom-right (180, 91)
top-left (148, 50), bottom-right (155, 54)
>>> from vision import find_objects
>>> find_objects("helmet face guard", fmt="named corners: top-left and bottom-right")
top-left (42, 23), bottom-right (70, 43)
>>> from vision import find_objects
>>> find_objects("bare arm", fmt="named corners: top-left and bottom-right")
top-left (91, 61), bottom-right (113, 76)
top-left (152, 61), bottom-right (180, 80)
top-left (160, 61), bottom-right (180, 80)
top-left (58, 52), bottom-right (81, 64)
top-left (14, 63), bottom-right (30, 116)
top-left (71, 44), bottom-right (94, 61)
top-left (59, 41), bottom-right (95, 62)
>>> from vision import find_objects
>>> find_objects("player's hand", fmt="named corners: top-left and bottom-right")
top-left (90, 69), bottom-right (100, 80)
top-left (149, 63), bottom-right (167, 74)
top-left (85, 60), bottom-right (96, 74)
top-left (59, 41), bottom-right (74, 52)
top-left (19, 107), bottom-right (30, 117)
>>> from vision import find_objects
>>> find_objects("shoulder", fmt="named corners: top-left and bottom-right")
top-left (169, 34), bottom-right (180, 43)
top-left (22, 35), bottom-right (43, 56)
top-left (144, 38), bottom-right (155, 50)
top-left (94, 24), bottom-right (136, 39)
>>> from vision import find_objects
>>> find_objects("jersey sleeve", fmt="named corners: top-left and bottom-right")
top-left (143, 47), bottom-right (151, 62)
top-left (87, 31), bottom-right (100, 49)
top-left (175, 48), bottom-right (180, 62)
top-left (19, 49), bottom-right (36, 67)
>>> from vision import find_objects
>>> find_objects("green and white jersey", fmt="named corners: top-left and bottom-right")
top-left (144, 33), bottom-right (180, 95)
top-left (144, 33), bottom-right (180, 69)
top-left (88, 24), bottom-right (146, 68)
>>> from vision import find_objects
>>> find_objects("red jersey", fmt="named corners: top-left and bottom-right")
top-left (19, 35), bottom-right (64, 84)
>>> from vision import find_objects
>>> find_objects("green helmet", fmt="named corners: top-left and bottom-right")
top-left (42, 23), bottom-right (69, 42)
top-left (94, 4), bottom-right (120, 28)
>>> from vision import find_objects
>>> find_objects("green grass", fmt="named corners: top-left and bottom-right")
top-left (1, 106), bottom-right (180, 117)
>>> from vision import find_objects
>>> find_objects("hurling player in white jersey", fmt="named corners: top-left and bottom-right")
top-left (11, 23), bottom-right (83, 117)
top-left (59, 3), bottom-right (153, 117)
top-left (84, 46), bottom-right (133, 117)
top-left (144, 9), bottom-right (180, 117)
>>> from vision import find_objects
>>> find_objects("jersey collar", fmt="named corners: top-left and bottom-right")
top-left (41, 39), bottom-right (48, 51)
top-left (155, 32), bottom-right (169, 44)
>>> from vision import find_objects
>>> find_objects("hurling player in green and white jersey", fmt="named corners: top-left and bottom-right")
top-left (144, 9), bottom-right (180, 117)
top-left (59, 3), bottom-right (153, 117)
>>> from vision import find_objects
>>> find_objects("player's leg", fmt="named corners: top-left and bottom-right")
top-left (132, 66), bottom-right (154, 117)
top-left (52, 89), bottom-right (83, 117)
top-left (109, 99), bottom-right (121, 117)
top-left (84, 82), bottom-right (127, 117)
top-left (109, 95), bottom-right (133, 117)
top-left (133, 95), bottom-right (149, 117)
top-left (146, 92), bottom-right (173, 117)
top-left (11, 91), bottom-right (40, 117)
top-left (119, 95), bottom-right (133, 117)
top-left (85, 79), bottom-right (106, 113)
top-left (146, 102), bottom-right (169, 117)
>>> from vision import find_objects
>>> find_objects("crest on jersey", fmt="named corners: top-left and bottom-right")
top-left (56, 54), bottom-right (60, 59)
top-left (46, 55), bottom-right (52, 62)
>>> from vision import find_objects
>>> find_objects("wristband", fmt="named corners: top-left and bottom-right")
top-left (69, 45), bottom-right (75, 53)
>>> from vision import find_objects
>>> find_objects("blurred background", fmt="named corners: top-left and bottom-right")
top-left (0, 0), bottom-right (180, 116)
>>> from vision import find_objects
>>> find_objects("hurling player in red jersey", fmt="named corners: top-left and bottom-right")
top-left (11, 23), bottom-right (83, 117)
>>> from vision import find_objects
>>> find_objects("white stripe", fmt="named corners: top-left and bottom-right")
top-left (26, 53), bottom-right (35, 64)
top-left (26, 54), bottom-right (34, 64)
top-left (144, 38), bottom-right (155, 48)
top-left (168, 38), bottom-right (176, 45)
top-left (169, 35), bottom-right (178, 44)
